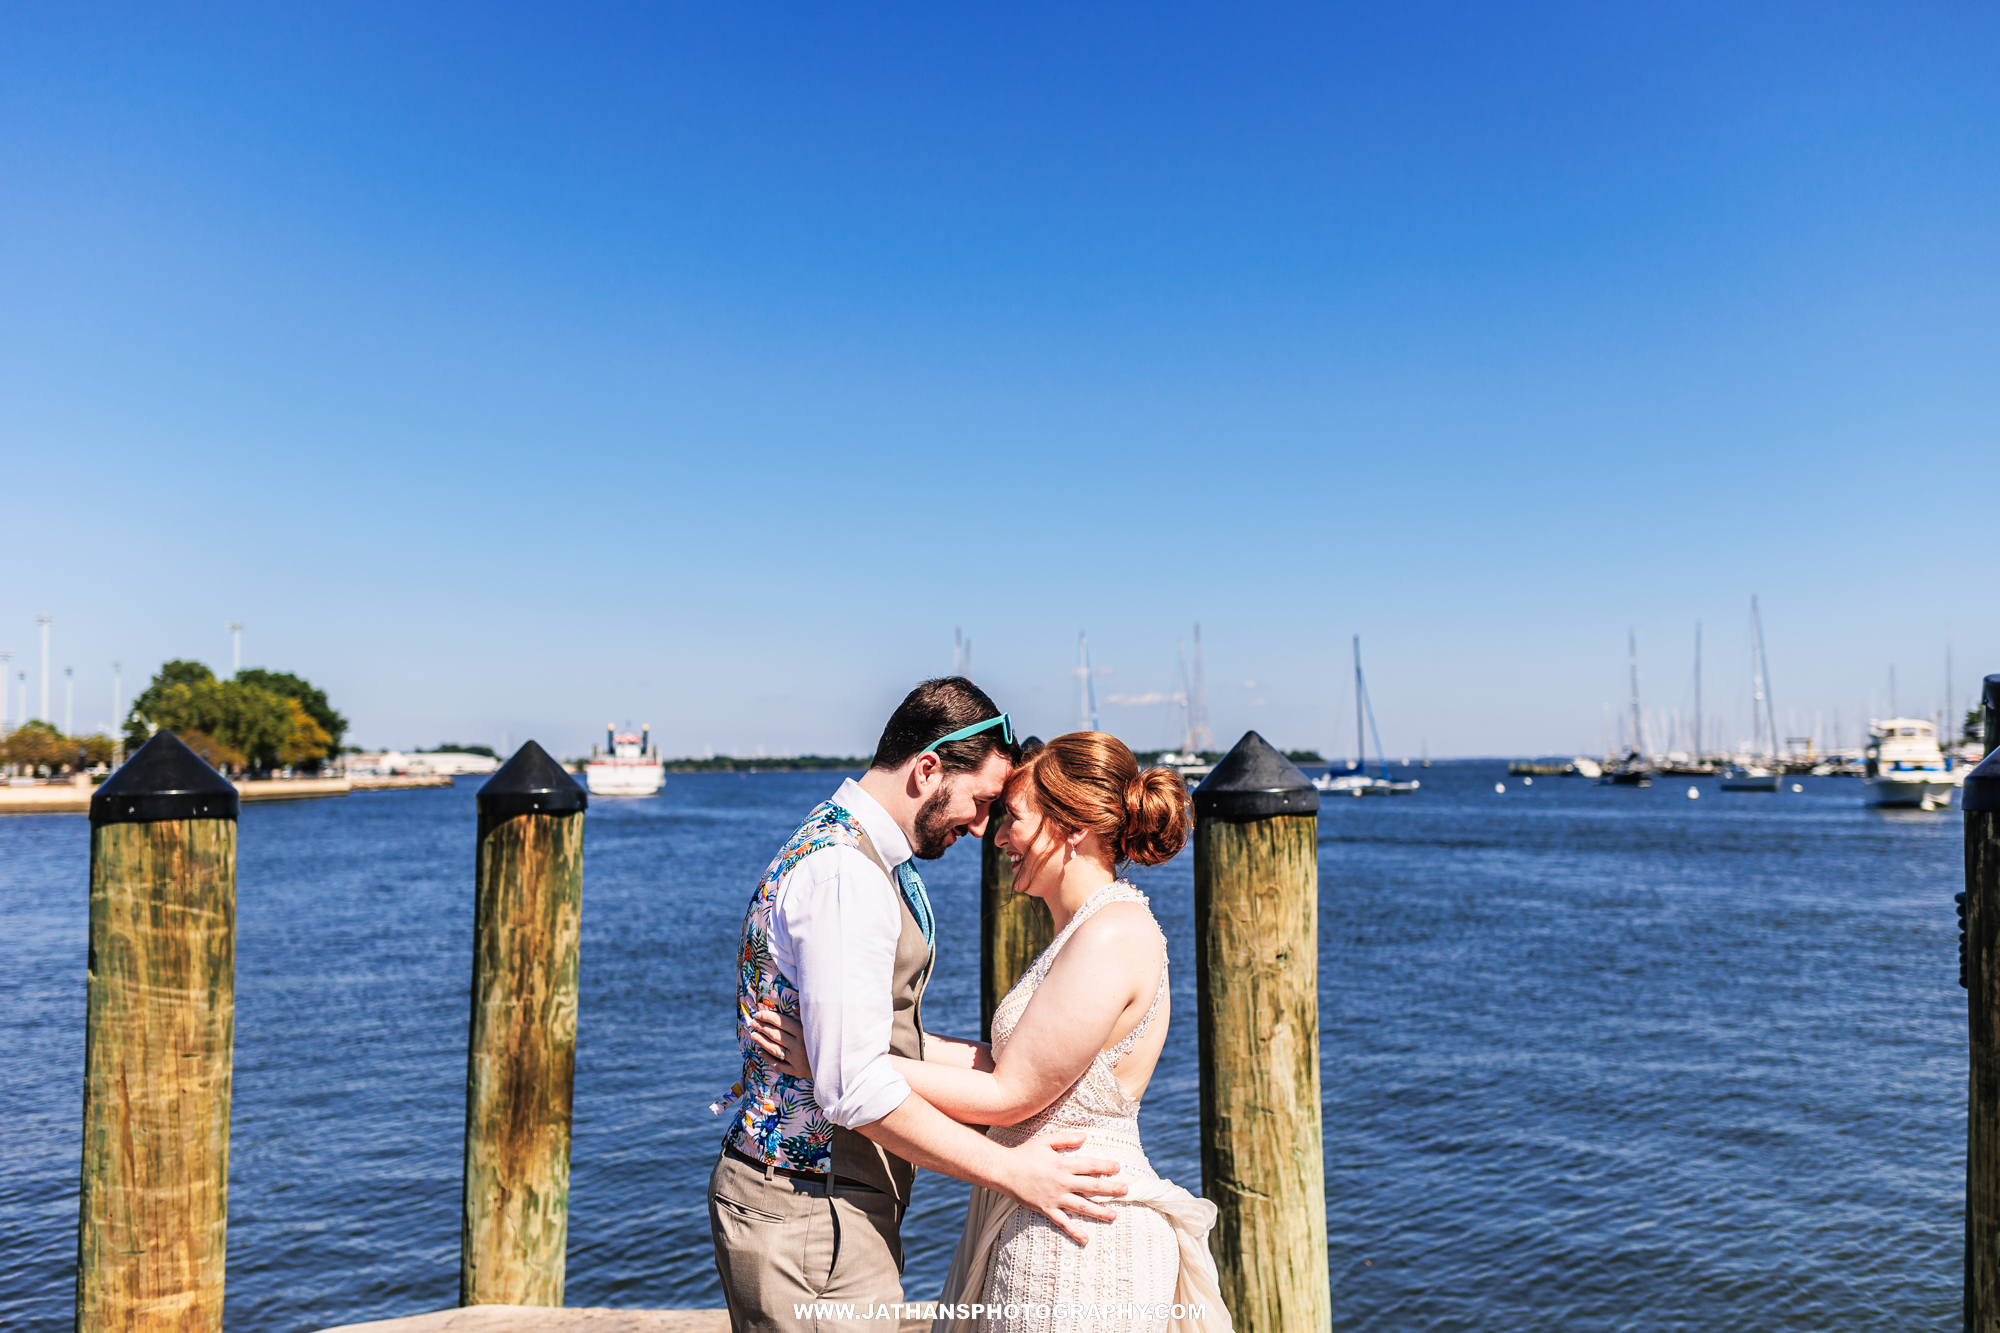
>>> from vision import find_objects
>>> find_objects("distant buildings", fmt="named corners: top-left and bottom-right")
top-left (342, 750), bottom-right (500, 777)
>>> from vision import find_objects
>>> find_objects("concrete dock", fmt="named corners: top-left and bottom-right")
top-left (0, 772), bottom-right (453, 815)
top-left (317, 1310), bottom-right (930, 1333)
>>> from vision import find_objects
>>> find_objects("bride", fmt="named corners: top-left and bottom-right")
top-left (754, 733), bottom-right (1231, 1333)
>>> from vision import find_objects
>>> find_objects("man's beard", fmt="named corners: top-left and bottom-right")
top-left (911, 784), bottom-right (961, 860)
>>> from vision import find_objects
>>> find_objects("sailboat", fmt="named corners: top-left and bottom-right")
top-left (1720, 597), bottom-right (1782, 792)
top-left (1599, 629), bottom-right (1653, 785)
top-left (1313, 637), bottom-right (1419, 796)
top-left (1157, 638), bottom-right (1212, 775)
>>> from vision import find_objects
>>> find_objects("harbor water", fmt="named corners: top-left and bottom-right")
top-left (0, 764), bottom-right (1964, 1330)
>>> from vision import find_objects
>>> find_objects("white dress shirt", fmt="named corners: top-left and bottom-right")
top-left (765, 778), bottom-right (917, 1130)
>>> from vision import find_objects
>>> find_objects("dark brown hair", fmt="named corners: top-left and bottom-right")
top-left (868, 677), bottom-right (1021, 776)
top-left (1005, 731), bottom-right (1189, 866)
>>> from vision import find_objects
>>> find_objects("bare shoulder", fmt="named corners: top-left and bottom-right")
top-left (1064, 899), bottom-right (1164, 955)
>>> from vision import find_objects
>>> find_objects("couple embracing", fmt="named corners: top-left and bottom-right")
top-left (707, 678), bottom-right (1230, 1333)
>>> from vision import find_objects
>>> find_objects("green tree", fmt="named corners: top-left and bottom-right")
top-left (234, 669), bottom-right (347, 754)
top-left (1, 721), bottom-right (116, 773)
top-left (125, 659), bottom-right (217, 753)
top-left (125, 660), bottom-right (344, 772)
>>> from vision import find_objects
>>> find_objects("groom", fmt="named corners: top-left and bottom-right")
top-left (708, 678), bottom-right (1125, 1332)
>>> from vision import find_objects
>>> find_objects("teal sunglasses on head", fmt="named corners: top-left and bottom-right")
top-left (919, 713), bottom-right (1013, 755)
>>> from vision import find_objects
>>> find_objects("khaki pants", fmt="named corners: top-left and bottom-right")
top-left (708, 1150), bottom-right (905, 1333)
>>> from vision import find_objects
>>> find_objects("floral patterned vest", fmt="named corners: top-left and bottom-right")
top-left (714, 799), bottom-right (933, 1193)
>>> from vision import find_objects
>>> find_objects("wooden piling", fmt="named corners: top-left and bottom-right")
top-left (980, 805), bottom-right (1053, 1041)
top-left (1191, 731), bottom-right (1329, 1333)
top-left (1967, 676), bottom-right (2000, 1333)
top-left (462, 741), bottom-right (588, 1308)
top-left (78, 732), bottom-right (242, 1333)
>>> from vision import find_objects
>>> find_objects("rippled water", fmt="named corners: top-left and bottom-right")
top-left (0, 765), bottom-right (1964, 1330)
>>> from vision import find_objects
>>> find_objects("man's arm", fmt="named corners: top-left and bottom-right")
top-left (855, 1094), bottom-right (1126, 1246)
top-left (771, 846), bottom-right (912, 1128)
top-left (919, 1033), bottom-right (994, 1071)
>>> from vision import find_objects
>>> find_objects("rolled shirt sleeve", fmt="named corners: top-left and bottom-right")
top-left (767, 843), bottom-right (913, 1130)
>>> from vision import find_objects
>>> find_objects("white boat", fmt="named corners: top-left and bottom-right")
top-left (1719, 765), bottom-right (1781, 792)
top-left (1313, 769), bottom-right (1375, 796)
top-left (586, 724), bottom-right (665, 797)
top-left (1863, 718), bottom-right (1963, 810)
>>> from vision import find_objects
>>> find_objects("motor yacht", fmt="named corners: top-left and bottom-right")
top-left (1863, 718), bottom-right (1963, 810)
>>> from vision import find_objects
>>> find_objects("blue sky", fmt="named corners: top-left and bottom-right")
top-left (3, 3), bottom-right (1993, 758)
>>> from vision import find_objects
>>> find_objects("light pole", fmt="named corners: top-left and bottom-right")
top-left (0, 651), bottom-right (10, 734)
top-left (228, 622), bottom-right (242, 677)
top-left (65, 667), bottom-right (74, 737)
top-left (37, 614), bottom-right (51, 722)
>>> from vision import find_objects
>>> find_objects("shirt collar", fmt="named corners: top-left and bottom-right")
top-left (834, 778), bottom-right (913, 869)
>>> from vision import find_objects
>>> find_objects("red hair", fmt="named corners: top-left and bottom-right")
top-left (1005, 732), bottom-right (1189, 867)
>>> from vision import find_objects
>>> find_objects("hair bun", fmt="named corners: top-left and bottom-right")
top-left (1120, 766), bottom-right (1191, 867)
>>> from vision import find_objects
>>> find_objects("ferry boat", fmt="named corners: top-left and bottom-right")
top-left (1863, 718), bottom-right (1963, 810)
top-left (586, 725), bottom-right (665, 797)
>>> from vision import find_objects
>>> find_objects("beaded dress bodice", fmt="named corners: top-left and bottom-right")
top-left (987, 881), bottom-right (1167, 1147)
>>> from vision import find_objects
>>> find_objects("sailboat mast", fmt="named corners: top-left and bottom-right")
top-left (1189, 623), bottom-right (1212, 752)
top-left (1077, 633), bottom-right (1090, 733)
top-left (1353, 635), bottom-right (1364, 771)
top-left (1628, 628), bottom-right (1645, 757)
top-left (1177, 640), bottom-right (1194, 755)
top-left (1753, 596), bottom-right (1778, 760)
top-left (1694, 620), bottom-right (1703, 762)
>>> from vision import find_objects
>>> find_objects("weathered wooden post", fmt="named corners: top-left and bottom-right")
top-left (1967, 675), bottom-right (2000, 1333)
top-left (981, 801), bottom-right (1053, 1041)
top-left (461, 741), bottom-right (588, 1307)
top-left (1192, 730), bottom-right (1328, 1333)
top-left (78, 732), bottom-right (241, 1333)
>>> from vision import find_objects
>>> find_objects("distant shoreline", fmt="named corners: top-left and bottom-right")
top-left (659, 755), bottom-right (867, 773)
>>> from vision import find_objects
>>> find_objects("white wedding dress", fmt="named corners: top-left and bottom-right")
top-left (934, 882), bottom-right (1230, 1333)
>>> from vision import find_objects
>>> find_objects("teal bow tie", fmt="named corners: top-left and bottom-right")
top-left (894, 861), bottom-right (935, 949)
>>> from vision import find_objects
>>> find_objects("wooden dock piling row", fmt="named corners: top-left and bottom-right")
top-left (1191, 731), bottom-right (1330, 1333)
top-left (1966, 675), bottom-right (2000, 1333)
top-left (461, 742), bottom-right (589, 1309)
top-left (69, 726), bottom-right (1353, 1328)
top-left (78, 732), bottom-right (242, 1333)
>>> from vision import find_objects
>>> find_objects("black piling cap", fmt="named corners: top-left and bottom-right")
top-left (477, 739), bottom-right (587, 821)
top-left (90, 730), bottom-right (241, 827)
top-left (1975, 676), bottom-right (2000, 813)
top-left (1192, 730), bottom-right (1321, 821)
